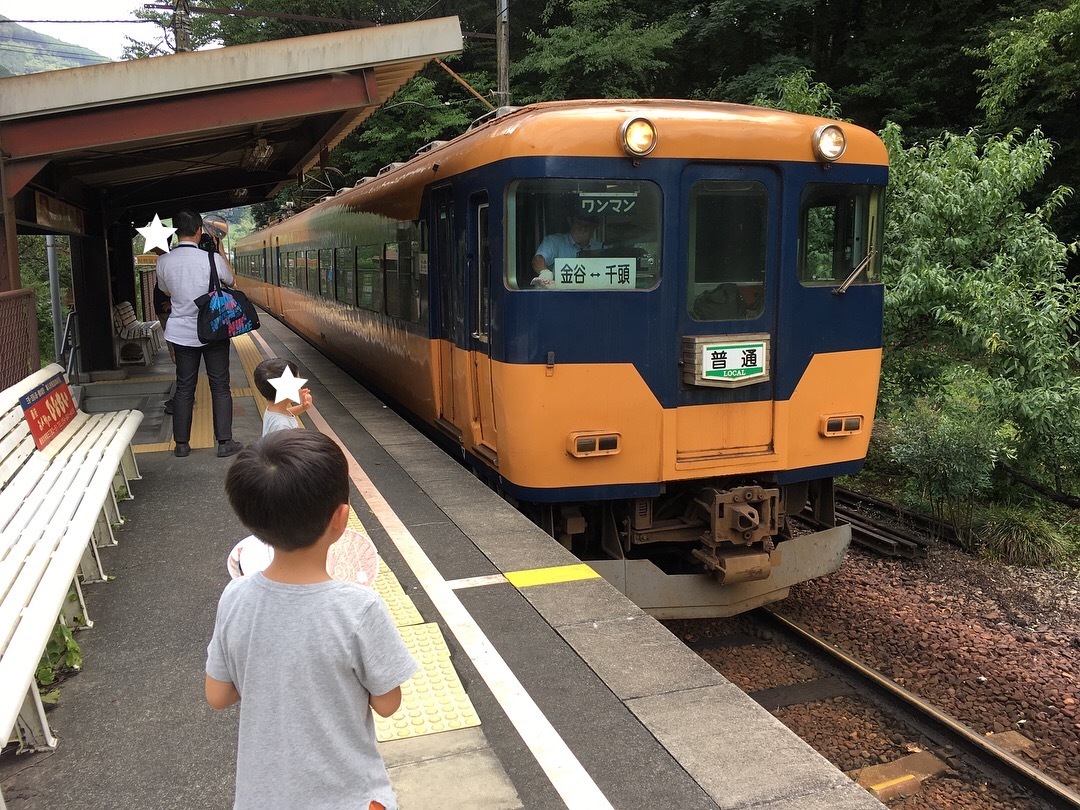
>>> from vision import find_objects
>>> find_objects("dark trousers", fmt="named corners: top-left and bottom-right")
top-left (170, 340), bottom-right (232, 444)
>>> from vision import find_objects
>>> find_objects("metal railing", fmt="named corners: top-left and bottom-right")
top-left (0, 288), bottom-right (39, 391)
top-left (60, 309), bottom-right (81, 384)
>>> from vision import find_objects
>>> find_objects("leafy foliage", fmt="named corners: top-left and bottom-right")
top-left (18, 236), bottom-right (73, 364)
top-left (975, 3), bottom-right (1080, 125)
top-left (512, 0), bottom-right (687, 100)
top-left (752, 69), bottom-right (844, 119)
top-left (973, 504), bottom-right (1071, 566)
top-left (36, 621), bottom-right (82, 703)
top-left (880, 122), bottom-right (1080, 493)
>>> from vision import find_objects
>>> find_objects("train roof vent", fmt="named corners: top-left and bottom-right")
top-left (467, 106), bottom-right (520, 131)
top-left (377, 162), bottom-right (406, 176)
top-left (335, 187), bottom-right (350, 196)
top-left (413, 140), bottom-right (448, 157)
top-left (354, 176), bottom-right (376, 187)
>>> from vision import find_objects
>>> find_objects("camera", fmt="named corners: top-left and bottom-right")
top-left (200, 215), bottom-right (229, 253)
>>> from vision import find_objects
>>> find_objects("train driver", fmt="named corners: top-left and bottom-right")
top-left (531, 211), bottom-right (602, 288)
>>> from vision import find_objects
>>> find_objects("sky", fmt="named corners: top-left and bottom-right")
top-left (0, 1), bottom-right (165, 61)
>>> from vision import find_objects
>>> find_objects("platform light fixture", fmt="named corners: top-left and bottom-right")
top-left (242, 138), bottom-right (275, 170)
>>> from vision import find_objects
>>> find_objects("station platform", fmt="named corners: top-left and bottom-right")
top-left (0, 315), bottom-right (885, 810)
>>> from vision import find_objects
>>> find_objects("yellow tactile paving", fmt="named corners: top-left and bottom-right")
top-left (374, 622), bottom-right (481, 742)
top-left (346, 507), bottom-right (423, 626)
top-left (232, 333), bottom-right (270, 416)
top-left (376, 564), bottom-right (424, 628)
top-left (190, 374), bottom-right (213, 448)
top-left (504, 563), bottom-right (602, 588)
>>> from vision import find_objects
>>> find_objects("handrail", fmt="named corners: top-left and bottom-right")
top-left (61, 309), bottom-right (80, 384)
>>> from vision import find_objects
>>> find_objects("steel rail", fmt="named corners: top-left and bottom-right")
top-left (760, 609), bottom-right (1080, 809)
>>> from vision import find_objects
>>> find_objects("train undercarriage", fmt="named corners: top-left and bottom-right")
top-left (523, 478), bottom-right (850, 619)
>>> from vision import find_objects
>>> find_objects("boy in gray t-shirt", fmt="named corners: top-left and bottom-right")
top-left (206, 431), bottom-right (417, 810)
top-left (253, 357), bottom-right (313, 435)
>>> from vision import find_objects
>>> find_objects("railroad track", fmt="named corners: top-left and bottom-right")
top-left (801, 488), bottom-right (958, 559)
top-left (675, 611), bottom-right (1080, 808)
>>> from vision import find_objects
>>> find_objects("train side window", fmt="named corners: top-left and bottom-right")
top-left (397, 222), bottom-right (422, 323)
top-left (798, 184), bottom-right (884, 286)
top-left (507, 178), bottom-right (661, 291)
top-left (336, 247), bottom-right (355, 306)
top-left (358, 243), bottom-right (384, 312)
top-left (687, 180), bottom-right (767, 321)
top-left (285, 252), bottom-right (296, 288)
top-left (320, 249), bottom-right (333, 298)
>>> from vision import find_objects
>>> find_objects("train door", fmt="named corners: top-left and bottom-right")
top-left (469, 194), bottom-right (497, 458)
top-left (433, 187), bottom-right (465, 438)
top-left (679, 166), bottom-right (779, 455)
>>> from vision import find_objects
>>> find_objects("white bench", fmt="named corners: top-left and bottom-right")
top-left (113, 301), bottom-right (162, 366)
top-left (0, 363), bottom-right (143, 767)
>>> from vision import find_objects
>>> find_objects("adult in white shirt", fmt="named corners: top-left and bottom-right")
top-left (155, 209), bottom-right (242, 458)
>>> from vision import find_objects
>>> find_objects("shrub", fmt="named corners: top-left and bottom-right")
top-left (973, 505), bottom-right (1070, 566)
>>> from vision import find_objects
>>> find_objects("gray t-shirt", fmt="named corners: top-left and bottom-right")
top-left (262, 409), bottom-right (299, 435)
top-left (206, 574), bottom-right (418, 809)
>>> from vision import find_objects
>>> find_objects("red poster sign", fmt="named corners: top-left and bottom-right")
top-left (19, 373), bottom-right (77, 450)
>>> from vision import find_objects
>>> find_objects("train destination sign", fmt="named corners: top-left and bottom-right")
top-left (701, 340), bottom-right (767, 382)
top-left (551, 258), bottom-right (637, 289)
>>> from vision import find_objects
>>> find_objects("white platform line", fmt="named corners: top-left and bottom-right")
top-left (446, 573), bottom-right (510, 590)
top-left (305, 408), bottom-right (613, 810)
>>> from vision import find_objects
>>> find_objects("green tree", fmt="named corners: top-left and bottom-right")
top-left (512, 0), bottom-right (687, 100)
top-left (975, 3), bottom-right (1080, 126)
top-left (17, 236), bottom-right (73, 363)
top-left (123, 0), bottom-right (225, 58)
top-left (973, 2), bottom-right (1080, 250)
top-left (880, 121), bottom-right (1080, 495)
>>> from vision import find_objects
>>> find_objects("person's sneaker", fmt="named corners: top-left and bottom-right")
top-left (174, 442), bottom-right (190, 458)
top-left (217, 440), bottom-right (243, 458)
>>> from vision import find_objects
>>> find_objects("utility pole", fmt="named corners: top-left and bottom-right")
top-left (173, 0), bottom-right (192, 53)
top-left (496, 0), bottom-right (510, 107)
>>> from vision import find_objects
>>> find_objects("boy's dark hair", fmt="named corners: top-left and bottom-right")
top-left (225, 431), bottom-right (349, 551)
top-left (174, 209), bottom-right (204, 237)
top-left (254, 358), bottom-right (299, 401)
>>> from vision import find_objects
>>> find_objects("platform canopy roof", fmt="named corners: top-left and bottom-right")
top-left (0, 17), bottom-right (462, 228)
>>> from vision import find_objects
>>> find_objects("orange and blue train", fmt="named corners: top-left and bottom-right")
top-left (233, 99), bottom-right (888, 618)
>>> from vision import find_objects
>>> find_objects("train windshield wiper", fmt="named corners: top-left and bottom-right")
top-left (832, 249), bottom-right (877, 296)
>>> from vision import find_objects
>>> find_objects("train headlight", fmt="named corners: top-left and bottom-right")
top-left (620, 117), bottom-right (657, 158)
top-left (812, 124), bottom-right (847, 162)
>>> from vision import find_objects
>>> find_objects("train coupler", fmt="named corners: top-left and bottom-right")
top-left (692, 486), bottom-right (781, 583)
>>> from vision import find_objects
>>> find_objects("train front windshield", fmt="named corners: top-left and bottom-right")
top-left (508, 179), bottom-right (662, 291)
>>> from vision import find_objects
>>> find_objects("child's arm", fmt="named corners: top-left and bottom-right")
top-left (369, 686), bottom-right (402, 718)
top-left (205, 675), bottom-right (241, 709)
top-left (286, 388), bottom-right (313, 417)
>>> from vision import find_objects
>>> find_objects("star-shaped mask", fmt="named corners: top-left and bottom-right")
top-left (137, 214), bottom-right (177, 253)
top-left (267, 366), bottom-right (308, 405)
